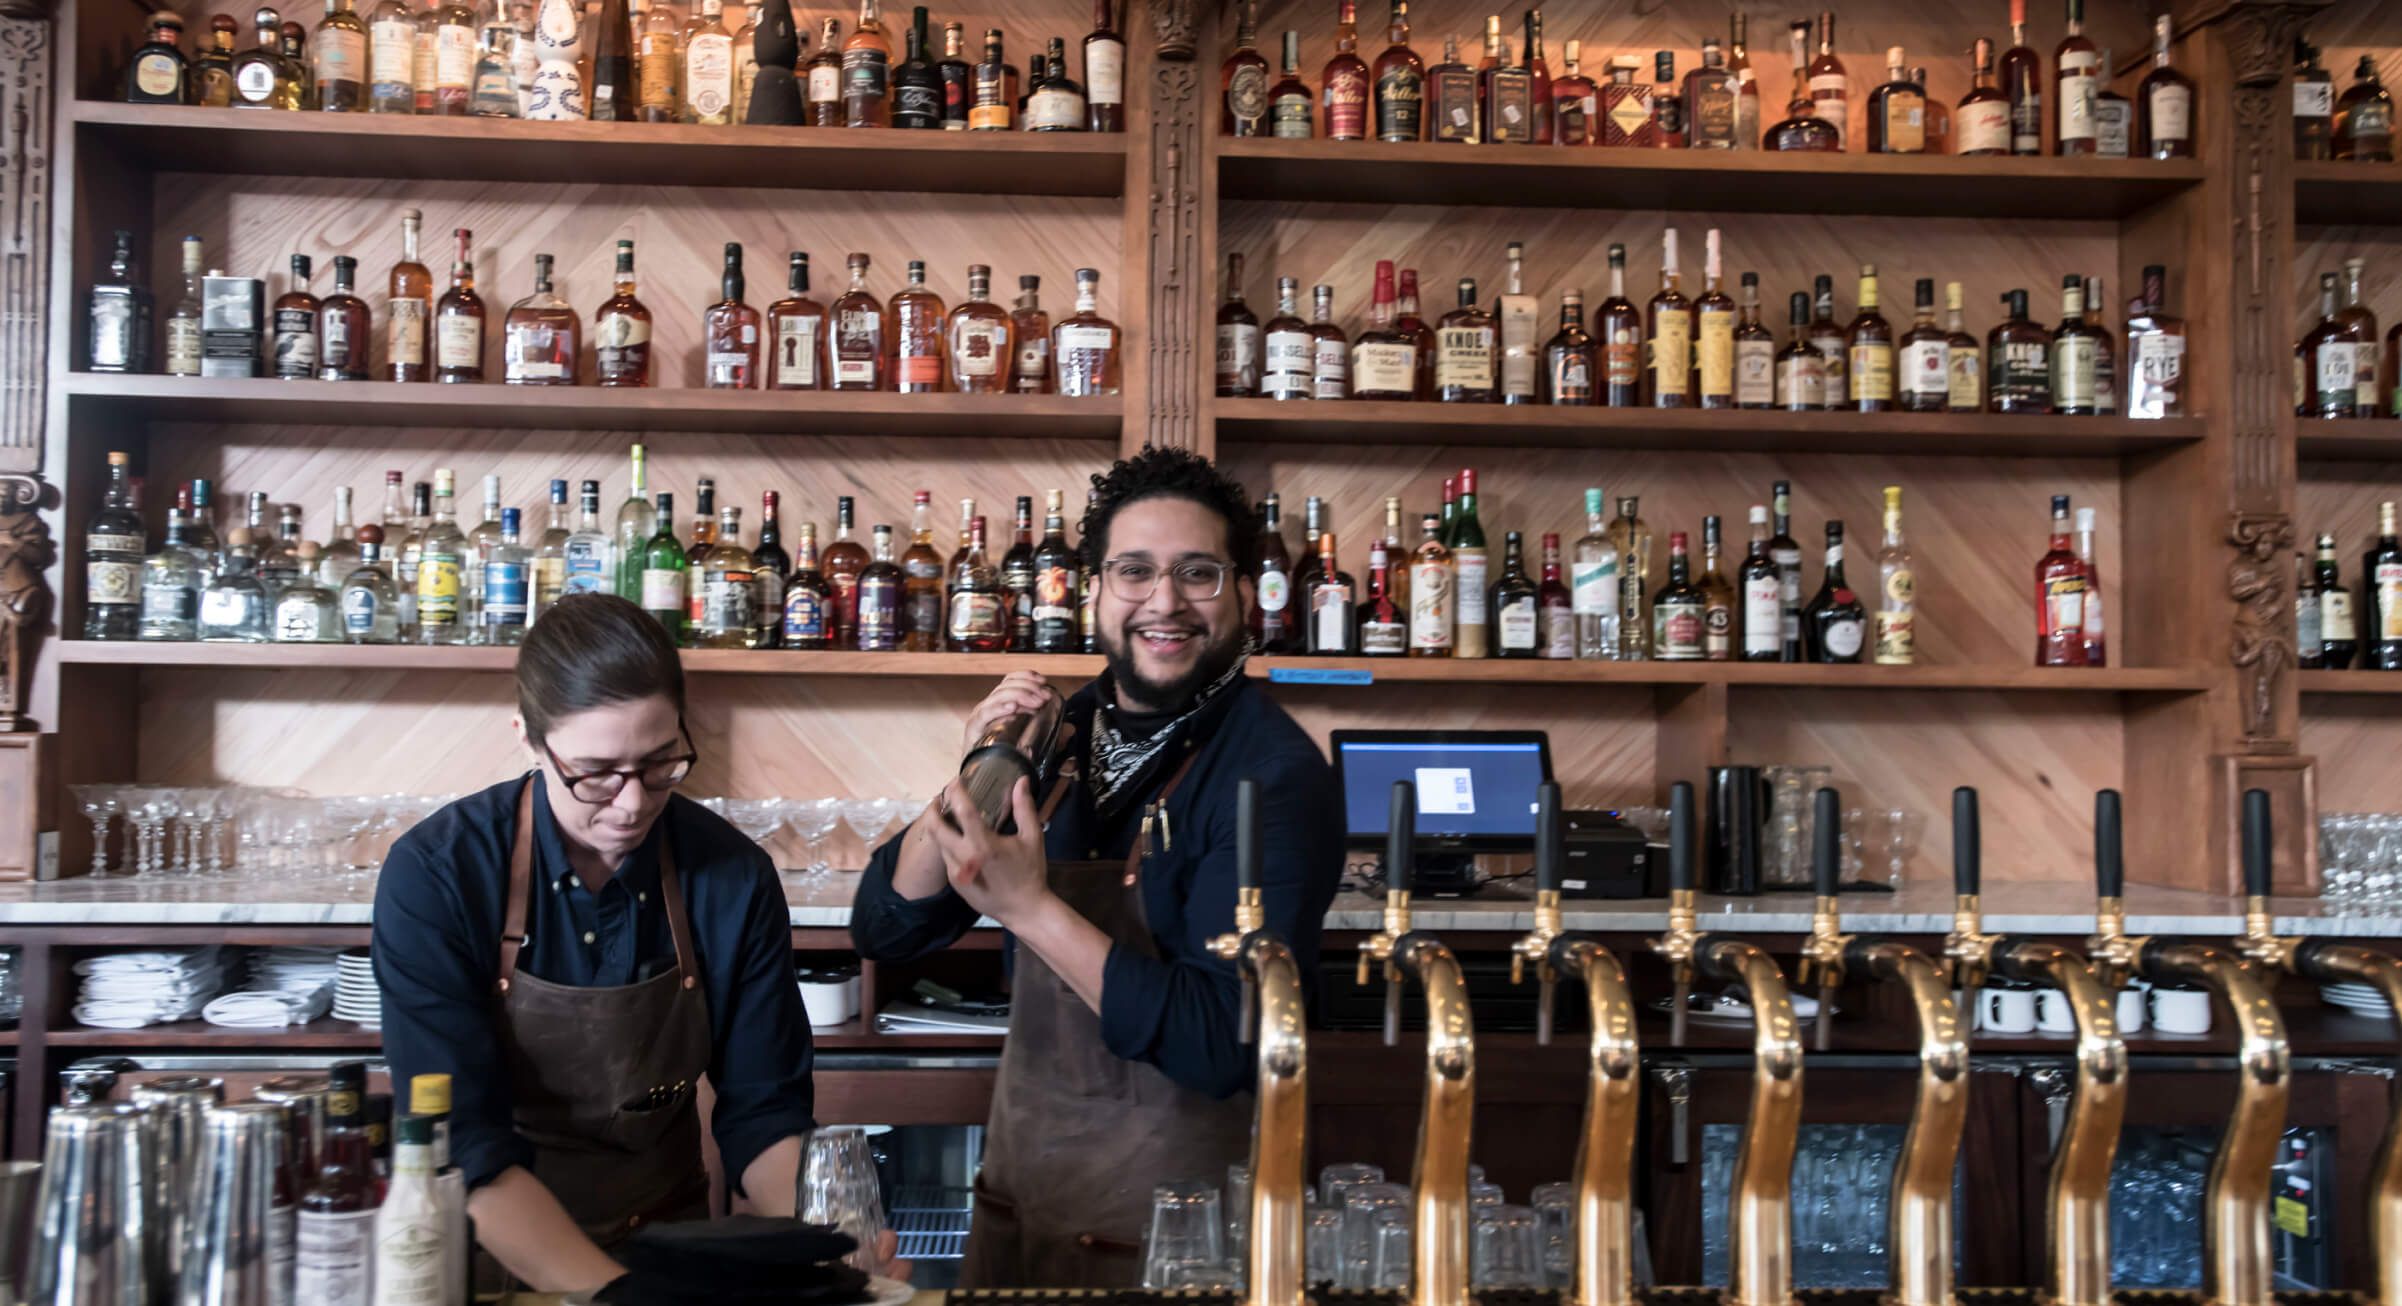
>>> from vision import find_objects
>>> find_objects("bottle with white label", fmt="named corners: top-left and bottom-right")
top-left (1261, 276), bottom-right (1313, 401)
top-left (1496, 240), bottom-right (1540, 404)
top-left (1897, 277), bottom-right (1948, 413)
top-left (1351, 260), bottom-right (1417, 401)
top-left (1486, 531), bottom-right (1538, 660)
top-left (368, 0), bottom-right (417, 110)
top-left (2295, 42), bottom-right (2335, 160)
top-left (2052, 0), bottom-right (2099, 153)
top-left (2314, 532), bottom-right (2357, 669)
top-left (1051, 267), bottom-right (1121, 397)
top-left (1359, 543), bottom-right (1406, 656)
top-left (501, 253), bottom-right (579, 386)
top-left (767, 253), bottom-right (827, 391)
top-left (1874, 486), bottom-right (1914, 665)
top-left (679, 0), bottom-right (735, 122)
top-left (432, 226), bottom-right (484, 383)
top-left (1570, 487), bottom-right (1618, 659)
top-left (2048, 274), bottom-right (2100, 415)
top-left (1407, 513), bottom-right (1454, 656)
top-left (371, 1113), bottom-right (445, 1306)
top-left (1306, 530), bottom-right (1356, 655)
top-left (1608, 495), bottom-right (1652, 661)
top-left (945, 263), bottom-right (1012, 395)
top-left (431, 0), bottom-right (478, 113)
top-left (1802, 519), bottom-right (1866, 664)
top-left (1733, 272), bottom-right (1775, 409)
top-left (1215, 252), bottom-right (1263, 397)
top-left (1308, 284), bottom-right (1350, 400)
top-left (164, 235), bottom-right (206, 377)
top-left (2124, 264), bottom-right (2186, 419)
top-left (1695, 228), bottom-right (1738, 408)
top-left (2091, 47), bottom-right (2132, 157)
top-left (1650, 532), bottom-right (1705, 661)
top-left (1451, 468), bottom-right (1490, 658)
top-left (2136, 15), bottom-right (2194, 158)
top-left (298, 1064), bottom-right (382, 1306)
top-left (2369, 501), bottom-right (2402, 670)
top-left (1737, 505), bottom-right (1781, 661)
top-left (2073, 505), bottom-right (2104, 667)
top-left (1083, 0), bottom-right (1125, 129)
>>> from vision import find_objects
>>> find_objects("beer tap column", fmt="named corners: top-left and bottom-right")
top-left (1205, 780), bottom-right (1309, 1306)
top-left (1511, 783), bottom-right (1638, 1306)
top-left (1357, 781), bottom-right (1476, 1306)
top-left (2231, 787), bottom-right (2402, 1306)
top-left (2088, 789), bottom-right (2290, 1306)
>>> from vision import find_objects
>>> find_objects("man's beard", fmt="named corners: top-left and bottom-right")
top-left (1101, 622), bottom-right (1245, 714)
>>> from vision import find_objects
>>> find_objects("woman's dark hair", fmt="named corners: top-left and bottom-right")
top-left (1079, 444), bottom-right (1262, 575)
top-left (516, 593), bottom-right (685, 744)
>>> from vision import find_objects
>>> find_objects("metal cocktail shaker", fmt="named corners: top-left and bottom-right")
top-left (131, 1075), bottom-right (225, 1289)
top-left (27, 1102), bottom-right (161, 1306)
top-left (956, 689), bottom-right (1065, 833)
top-left (249, 1076), bottom-right (329, 1178)
top-left (178, 1102), bottom-right (288, 1306)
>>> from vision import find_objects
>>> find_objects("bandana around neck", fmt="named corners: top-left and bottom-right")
top-left (1084, 648), bottom-right (1251, 821)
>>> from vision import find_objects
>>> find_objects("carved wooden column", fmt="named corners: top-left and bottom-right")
top-left (1122, 0), bottom-right (1208, 456)
top-left (0, 0), bottom-right (58, 878)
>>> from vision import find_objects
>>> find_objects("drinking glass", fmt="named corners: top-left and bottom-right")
top-left (1531, 1182), bottom-right (1575, 1289)
top-left (1167, 1263), bottom-right (1240, 1289)
top-left (1875, 808), bottom-right (1924, 886)
top-left (840, 798), bottom-right (901, 870)
top-left (1469, 1180), bottom-right (1505, 1208)
top-left (1317, 1161), bottom-right (1384, 1209)
top-left (799, 1126), bottom-right (888, 1275)
top-left (1338, 1181), bottom-right (1408, 1288)
top-left (139, 789), bottom-right (183, 877)
top-left (1365, 1206), bottom-right (1413, 1291)
top-left (1841, 808), bottom-right (1867, 884)
top-left (786, 798), bottom-right (845, 877)
top-left (724, 799), bottom-right (786, 851)
top-left (1472, 1204), bottom-right (1544, 1289)
top-left (70, 785), bottom-right (122, 879)
top-left (1225, 1162), bottom-right (1252, 1266)
top-left (1141, 1179), bottom-right (1225, 1289)
top-left (1762, 766), bottom-right (1832, 888)
top-left (1303, 1206), bottom-right (1344, 1287)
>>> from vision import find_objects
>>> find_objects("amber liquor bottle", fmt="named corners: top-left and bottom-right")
top-left (1597, 244), bottom-right (1641, 407)
top-left (1053, 268), bottom-right (1122, 397)
top-left (1955, 37), bottom-right (2008, 154)
top-left (703, 242), bottom-right (761, 389)
top-left (1684, 38), bottom-right (1737, 148)
top-left (2034, 495), bottom-right (2087, 665)
top-left (1805, 12), bottom-right (1848, 147)
top-left (1693, 228), bottom-right (1735, 409)
top-left (1645, 228), bottom-right (1692, 408)
top-left (126, 12), bottom-right (190, 103)
top-left (1434, 277), bottom-right (1497, 403)
top-left (2294, 42), bottom-right (2334, 162)
top-left (1396, 269), bottom-right (1438, 398)
top-left (830, 252), bottom-right (884, 391)
top-left (1650, 52), bottom-right (1683, 147)
top-left (1943, 282), bottom-right (1983, 412)
top-left (1369, 0), bottom-right (1423, 140)
top-left (822, 496), bottom-right (870, 642)
top-left (1269, 31), bottom-right (1312, 137)
top-left (2337, 258), bottom-right (2382, 419)
top-left (1252, 493), bottom-right (1297, 653)
top-left (502, 253), bottom-right (580, 386)
top-left (1083, 0), bottom-right (1123, 130)
top-left (1552, 39), bottom-right (1595, 144)
top-left (969, 28), bottom-right (1015, 129)
top-left (2123, 263), bottom-right (2187, 419)
top-left (841, 0), bottom-right (891, 125)
top-left (1349, 261), bottom-right (1414, 401)
top-left (1842, 266), bottom-right (1892, 412)
top-left (897, 491), bottom-right (943, 651)
top-left (272, 255), bottom-right (321, 382)
top-left (947, 264), bottom-right (1011, 395)
top-left (1541, 289), bottom-right (1595, 405)
top-left (1807, 274), bottom-right (1847, 406)
top-left (2136, 16), bottom-right (2194, 158)
top-left (768, 253), bottom-right (827, 391)
top-left (1321, 0), bottom-right (1369, 140)
top-left (388, 209), bottom-right (432, 382)
top-left (1734, 273), bottom-right (1775, 408)
top-left (2335, 55), bottom-right (2394, 161)
top-left (1524, 9), bottom-right (1552, 143)
top-left (1010, 275), bottom-right (1051, 393)
top-left (1698, 516), bottom-right (1735, 660)
top-left (1988, 288), bottom-right (2051, 413)
top-left (2054, 0), bottom-right (2100, 154)
top-left (1406, 512), bottom-right (1453, 657)
top-left (1358, 541), bottom-right (1405, 656)
top-left (1427, 35), bottom-right (1476, 141)
top-left (594, 239), bottom-right (653, 387)
top-left (1309, 285), bottom-right (1350, 399)
top-left (1765, 21), bottom-right (1837, 150)
top-left (318, 255), bottom-right (371, 381)
top-left (1897, 278), bottom-right (1948, 413)
top-left (1221, 0), bottom-right (1269, 135)
top-left (1774, 292), bottom-right (1824, 410)
top-left (2049, 274), bottom-right (2101, 415)
top-left (938, 22), bottom-right (971, 127)
top-left (2001, 0), bottom-right (2042, 153)
top-left (1866, 48), bottom-right (1925, 152)
top-left (854, 524), bottom-right (903, 652)
top-left (433, 228), bottom-right (484, 383)
top-left (1600, 55), bottom-right (1651, 147)
top-left (1216, 252), bottom-right (1262, 397)
top-left (945, 516), bottom-right (1006, 652)
top-left (783, 522), bottom-right (834, 649)
top-left (1479, 19), bottom-right (1532, 143)
top-left (1306, 531), bottom-right (1356, 655)
top-left (891, 259), bottom-right (946, 393)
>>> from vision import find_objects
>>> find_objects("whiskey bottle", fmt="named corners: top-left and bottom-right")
top-left (636, 491), bottom-right (685, 640)
top-left (427, 0), bottom-right (476, 113)
top-left (1251, 493), bottom-right (1295, 653)
top-left (2085, 275), bottom-right (2118, 413)
top-left (831, 252), bottom-right (885, 391)
top-left (1873, 486), bottom-right (1914, 665)
top-left (1496, 241), bottom-right (1539, 404)
top-left (1727, 12), bottom-right (1758, 146)
top-left (1807, 274), bottom-right (1847, 406)
top-left (1569, 488), bottom-right (1617, 659)
top-left (594, 240), bottom-right (653, 387)
top-left (2335, 55), bottom-right (2393, 161)
top-left (1651, 531), bottom-right (1705, 661)
top-left (1427, 34), bottom-right (1475, 142)
top-left (388, 210), bottom-right (431, 382)
top-left (1216, 253), bottom-right (1263, 397)
top-left (1844, 264), bottom-right (1893, 412)
top-left (2136, 17), bottom-right (2193, 158)
top-left (747, 492), bottom-right (787, 648)
top-left (1600, 55), bottom-right (1649, 147)
top-left (1406, 513), bottom-right (1452, 657)
top-left (697, 506), bottom-right (756, 649)
top-left (1489, 531), bottom-right (1538, 659)
top-left (768, 252), bottom-right (827, 390)
top-left (1802, 520), bottom-right (1865, 664)
top-left (702, 243), bottom-right (761, 388)
top-left (899, 491), bottom-right (943, 651)
top-left (1866, 47), bottom-right (1924, 152)
top-left (823, 495), bottom-right (870, 641)
top-left (1733, 273), bottom-right (1774, 408)
top-left (1010, 275), bottom-right (1050, 393)
top-left (2337, 258), bottom-right (2382, 419)
top-left (1372, 0), bottom-right (1424, 141)
top-left (1537, 532), bottom-right (1573, 658)
top-left (1773, 292), bottom-right (1824, 410)
top-left (2315, 534), bottom-right (2357, 669)
top-left (1030, 490), bottom-right (1080, 653)
top-left (589, 0), bottom-right (633, 117)
top-left (2053, 0), bottom-right (2099, 153)
top-left (1308, 284), bottom-right (1349, 400)
top-left (1024, 49), bottom-right (1047, 117)
top-left (1551, 39), bottom-right (1595, 145)
top-left (967, 27), bottom-right (1012, 127)
top-left (1608, 495), bottom-right (1652, 661)
top-left (938, 21), bottom-right (971, 127)
top-left (945, 516), bottom-right (1006, 652)
top-left (1259, 281), bottom-right (1309, 392)
top-left (433, 228), bottom-right (484, 383)
top-left (270, 255), bottom-right (319, 381)
top-left (2000, 0), bottom-right (2041, 153)
top-left (1321, 0), bottom-right (1369, 140)
top-left (2034, 495), bottom-right (2086, 665)
top-left (892, 6), bottom-right (943, 128)
top-left (1769, 482), bottom-right (1803, 661)
top-left (1396, 269), bottom-right (1438, 398)
top-left (1524, 10), bottom-right (1551, 143)
top-left (2368, 502), bottom-right (2402, 670)
top-left (316, 256), bottom-right (369, 381)
top-left (1942, 283), bottom-right (1982, 411)
top-left (1596, 245), bottom-right (1640, 407)
top-left (1221, 1), bottom-right (1268, 135)
top-left (1738, 504), bottom-right (1780, 661)
top-left (1479, 19), bottom-right (1531, 144)
top-left (947, 263), bottom-right (1012, 395)
top-left (1988, 289), bottom-right (2051, 413)
top-left (1053, 268), bottom-right (1122, 396)
top-left (1645, 228), bottom-right (1692, 407)
top-left (783, 521), bottom-right (834, 650)
top-left (998, 495), bottom-right (1034, 650)
top-left (1650, 54), bottom-right (1681, 145)
top-left (1435, 277), bottom-right (1497, 403)
top-left (1954, 38), bottom-right (2007, 154)
top-left (503, 253), bottom-right (579, 385)
top-left (2049, 274), bottom-right (2101, 415)
top-left (232, 7), bottom-right (289, 106)
top-left (1805, 11), bottom-right (1848, 146)
top-left (841, 0), bottom-right (891, 125)
top-left (1083, 0), bottom-right (1124, 129)
top-left (891, 259), bottom-right (946, 393)
top-left (196, 14), bottom-right (239, 105)
top-left (678, 0), bottom-right (734, 122)
top-left (84, 451), bottom-right (146, 641)
top-left (1540, 288), bottom-right (1595, 406)
top-left (1698, 515), bottom-right (1735, 661)
top-left (1694, 229), bottom-right (1736, 408)
top-left (682, 480), bottom-right (719, 640)
top-left (2294, 41), bottom-right (2333, 161)
top-left (88, 231), bottom-right (152, 374)
top-left (1684, 37), bottom-right (1737, 147)
top-left (1897, 278), bottom-right (1947, 413)
top-left (1270, 30), bottom-right (1312, 137)
top-left (1027, 36), bottom-right (1087, 130)
top-left (126, 11), bottom-right (190, 103)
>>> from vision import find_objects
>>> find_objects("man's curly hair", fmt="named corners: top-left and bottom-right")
top-left (1078, 445), bottom-right (1264, 578)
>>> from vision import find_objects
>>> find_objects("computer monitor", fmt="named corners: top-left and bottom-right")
top-left (1329, 730), bottom-right (1554, 856)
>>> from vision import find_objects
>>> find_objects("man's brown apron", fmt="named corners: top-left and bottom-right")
top-left (492, 780), bottom-right (715, 1246)
top-left (960, 750), bottom-right (1254, 1289)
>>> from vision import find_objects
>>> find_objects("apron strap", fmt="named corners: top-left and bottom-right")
top-left (658, 829), bottom-right (697, 989)
top-left (1036, 758), bottom-right (1079, 828)
top-left (497, 777), bottom-right (537, 993)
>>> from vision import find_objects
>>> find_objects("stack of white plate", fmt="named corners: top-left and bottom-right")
top-left (334, 948), bottom-right (380, 1029)
top-left (2322, 981), bottom-right (2394, 1021)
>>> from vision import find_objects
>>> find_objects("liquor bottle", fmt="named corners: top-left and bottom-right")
top-left (1541, 289), bottom-right (1596, 405)
top-left (274, 541), bottom-right (342, 641)
top-left (461, 473), bottom-right (504, 637)
top-left (499, 254), bottom-right (578, 386)
top-left (394, 480), bottom-right (430, 634)
top-left (827, 252), bottom-right (886, 390)
top-left (612, 444), bottom-right (654, 600)
top-left (2084, 274), bottom-right (2118, 413)
top-left (1525, 10), bottom-right (1553, 144)
top-left (1351, 261), bottom-right (1416, 401)
top-left (1866, 47), bottom-right (1924, 152)
top-left (938, 263), bottom-right (1008, 395)
top-left (193, 13), bottom-right (239, 105)
top-left (682, 480), bottom-right (719, 640)
top-left (199, 527), bottom-right (270, 642)
top-left (891, 6), bottom-right (942, 127)
top-left (1768, 482), bottom-right (1803, 661)
top-left (469, 5), bottom-right (519, 117)
top-left (1318, 0), bottom-right (1369, 140)
top-left (139, 510), bottom-right (202, 642)
top-left (1896, 278), bottom-right (1947, 413)
top-left (742, 492), bottom-right (786, 648)
top-left (2313, 533), bottom-right (2357, 669)
top-left (1737, 504), bottom-right (1780, 661)
top-left (2337, 258), bottom-right (2382, 419)
top-left (1648, 51), bottom-right (1681, 146)
top-left (83, 452), bottom-right (145, 641)
top-left (1600, 55), bottom-right (1650, 147)
top-left (587, 0), bottom-right (632, 117)
top-left (1427, 35), bottom-right (1475, 142)
top-left (1551, 38), bottom-right (1595, 145)
top-left (414, 469), bottom-right (467, 644)
top-left (1354, 541), bottom-right (1403, 656)
top-left (312, 0), bottom-right (367, 108)
top-left (270, 255), bottom-right (321, 381)
top-left (1774, 291), bottom-right (1825, 410)
top-left (1025, 48), bottom-right (1049, 117)
top-left (478, 507), bottom-right (531, 645)
top-left (2335, 55), bottom-right (2393, 161)
top-left (1270, 30), bottom-right (1312, 136)
top-left (987, 497), bottom-right (1028, 650)
top-left (1026, 37), bottom-right (1086, 129)
top-left (339, 532), bottom-right (400, 643)
top-left (840, 0), bottom-right (890, 125)
top-left (1800, 520), bottom-right (1865, 664)
top-left (1479, 18), bottom-right (1532, 144)
top-left (776, 522), bottom-right (829, 649)
top-left (2070, 504), bottom-right (2104, 667)
top-left (1954, 38), bottom-right (2008, 155)
top-left (1938, 283), bottom-right (1982, 412)
top-left (935, 21), bottom-right (970, 127)
top-left (1451, 468), bottom-right (1489, 658)
top-left (572, 240), bottom-right (646, 386)
top-left (805, 17), bottom-right (843, 124)
top-left (1053, 269), bottom-right (1122, 396)
top-left (765, 253), bottom-right (826, 391)
top-left (1405, 513), bottom-right (1452, 657)
top-left (813, 496), bottom-right (865, 643)
top-left (281, 18), bottom-right (314, 109)
top-left (432, 228), bottom-right (485, 383)
top-left (388, 210), bottom-right (431, 382)
top-left (427, 0), bottom-right (476, 113)
top-left (1694, 229), bottom-right (1736, 408)
top-left (366, 0), bottom-right (413, 109)
top-left (688, 505), bottom-right (751, 648)
top-left (888, 259), bottom-right (945, 392)
top-left (1988, 289), bottom-right (2051, 413)
top-left (1998, 0), bottom-right (2042, 154)
top-left (1646, 228), bottom-right (1692, 407)
top-left (1490, 241), bottom-right (1539, 404)
top-left (2034, 494), bottom-right (2086, 665)
top-left (2054, 0), bottom-right (2099, 154)
top-left (699, 242), bottom-right (761, 389)
top-left (1307, 284), bottom-right (1350, 400)
top-left (320, 485), bottom-right (365, 587)
top-left (1306, 531), bottom-right (1355, 654)
top-left (1569, 487), bottom-right (1617, 659)
top-left (88, 231), bottom-right (152, 375)
top-left (1222, 2), bottom-right (1268, 135)
top-left (1363, 0), bottom-right (1424, 141)
top-left (528, 479), bottom-right (570, 615)
top-left (1650, 531), bottom-right (1704, 661)
top-left (2368, 502), bottom-right (2402, 670)
top-left (1596, 245), bottom-right (1641, 407)
top-left (895, 491), bottom-right (942, 651)
top-left (295, 1063), bottom-right (380, 1304)
top-left (1240, 493), bottom-right (1292, 653)
top-left (2297, 548), bottom-right (2324, 669)
top-left (635, 491), bottom-right (685, 639)
top-left (1481, 530), bottom-right (1536, 659)
top-left (1435, 277), bottom-right (1498, 403)
top-left (562, 479), bottom-right (610, 597)
top-left (1010, 491), bottom-right (1071, 654)
top-left (1733, 273), bottom-right (1775, 408)
top-left (1842, 265), bottom-right (1893, 412)
top-left (1536, 532), bottom-right (1573, 658)
top-left (1068, 0), bottom-right (1120, 130)
top-left (232, 7), bottom-right (288, 106)
top-left (1871, 486), bottom-right (1914, 665)
top-left (1807, 273), bottom-right (1847, 407)
top-left (1798, 12), bottom-right (1847, 145)
top-left (1719, 12), bottom-right (1757, 146)
top-left (1698, 515), bottom-right (1735, 660)
top-left (1683, 37), bottom-right (1737, 148)
top-left (125, 10), bottom-right (190, 103)
top-left (1216, 253), bottom-right (1263, 398)
top-left (968, 30), bottom-right (1012, 128)
top-left (2295, 42), bottom-right (2334, 161)
top-left (2049, 274), bottom-right (2101, 415)
top-left (934, 515), bottom-right (1000, 652)
top-left (1608, 496), bottom-right (1653, 661)
top-left (2119, 23), bottom-right (2184, 160)
top-left (676, 0), bottom-right (733, 121)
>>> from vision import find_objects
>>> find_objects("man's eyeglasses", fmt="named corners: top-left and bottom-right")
top-left (1099, 557), bottom-right (1234, 604)
top-left (543, 723), bottom-right (699, 803)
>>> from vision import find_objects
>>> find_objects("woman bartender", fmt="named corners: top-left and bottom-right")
top-left (374, 593), bottom-right (818, 1294)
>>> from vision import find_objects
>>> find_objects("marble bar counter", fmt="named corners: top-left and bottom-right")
top-left (0, 873), bottom-right (2390, 939)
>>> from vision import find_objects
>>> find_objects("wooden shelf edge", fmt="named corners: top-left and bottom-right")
top-left (2299, 669), bottom-right (2402, 695)
top-left (46, 1019), bottom-right (384, 1048)
top-left (2293, 160), bottom-right (2402, 226)
top-left (2297, 420), bottom-right (2402, 461)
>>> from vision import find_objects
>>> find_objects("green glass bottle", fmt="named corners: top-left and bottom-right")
top-left (639, 491), bottom-right (687, 640)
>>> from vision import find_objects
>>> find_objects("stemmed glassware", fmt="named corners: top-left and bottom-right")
top-left (723, 799), bottom-right (786, 853)
top-left (840, 798), bottom-right (903, 870)
top-left (785, 798), bottom-right (844, 878)
top-left (70, 785), bottom-right (123, 879)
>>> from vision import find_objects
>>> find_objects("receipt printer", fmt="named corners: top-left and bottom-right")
top-left (1558, 810), bottom-right (1654, 899)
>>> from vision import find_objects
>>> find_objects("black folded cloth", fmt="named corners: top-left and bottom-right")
top-left (602, 1216), bottom-right (874, 1305)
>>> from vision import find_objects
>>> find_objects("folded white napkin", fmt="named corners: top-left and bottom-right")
top-left (203, 986), bottom-right (333, 1029)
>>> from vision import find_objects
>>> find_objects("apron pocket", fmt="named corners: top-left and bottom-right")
top-left (607, 1082), bottom-right (696, 1152)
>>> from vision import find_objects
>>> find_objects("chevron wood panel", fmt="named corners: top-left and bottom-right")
top-left (2303, 0), bottom-right (2402, 104)
top-left (2298, 459), bottom-right (2402, 553)
top-left (2301, 696), bottom-right (2402, 815)
top-left (2293, 223), bottom-right (2402, 346)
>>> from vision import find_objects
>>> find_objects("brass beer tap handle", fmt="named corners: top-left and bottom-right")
top-left (1514, 783), bottom-right (1569, 1044)
top-left (1937, 788), bottom-right (1998, 996)
top-left (2232, 789), bottom-right (2298, 975)
top-left (1647, 782), bottom-right (1702, 1048)
top-left (1695, 936), bottom-right (1804, 1306)
top-left (2083, 789), bottom-right (2143, 992)
top-left (1795, 786), bottom-right (1849, 1052)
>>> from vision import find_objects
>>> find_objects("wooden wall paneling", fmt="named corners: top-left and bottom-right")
top-left (2300, 692), bottom-right (2402, 811)
top-left (1653, 681), bottom-right (1726, 806)
top-left (2298, 0), bottom-right (2402, 96)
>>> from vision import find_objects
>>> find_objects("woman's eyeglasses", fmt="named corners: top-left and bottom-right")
top-left (543, 723), bottom-right (699, 803)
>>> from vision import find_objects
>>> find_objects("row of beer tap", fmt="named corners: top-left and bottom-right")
top-left (1204, 777), bottom-right (2402, 1306)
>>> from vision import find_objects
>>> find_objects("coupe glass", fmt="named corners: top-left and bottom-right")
top-left (136, 788), bottom-right (182, 877)
top-left (70, 785), bottom-right (123, 879)
top-left (783, 799), bottom-right (844, 877)
top-left (723, 798), bottom-right (786, 851)
top-left (839, 797), bottom-right (901, 869)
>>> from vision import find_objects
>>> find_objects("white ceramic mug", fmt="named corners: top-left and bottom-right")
top-left (1979, 984), bottom-right (2038, 1034)
top-left (2116, 985), bottom-right (2147, 1034)
top-left (2148, 984), bottom-right (2213, 1035)
top-left (2034, 988), bottom-right (2078, 1034)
